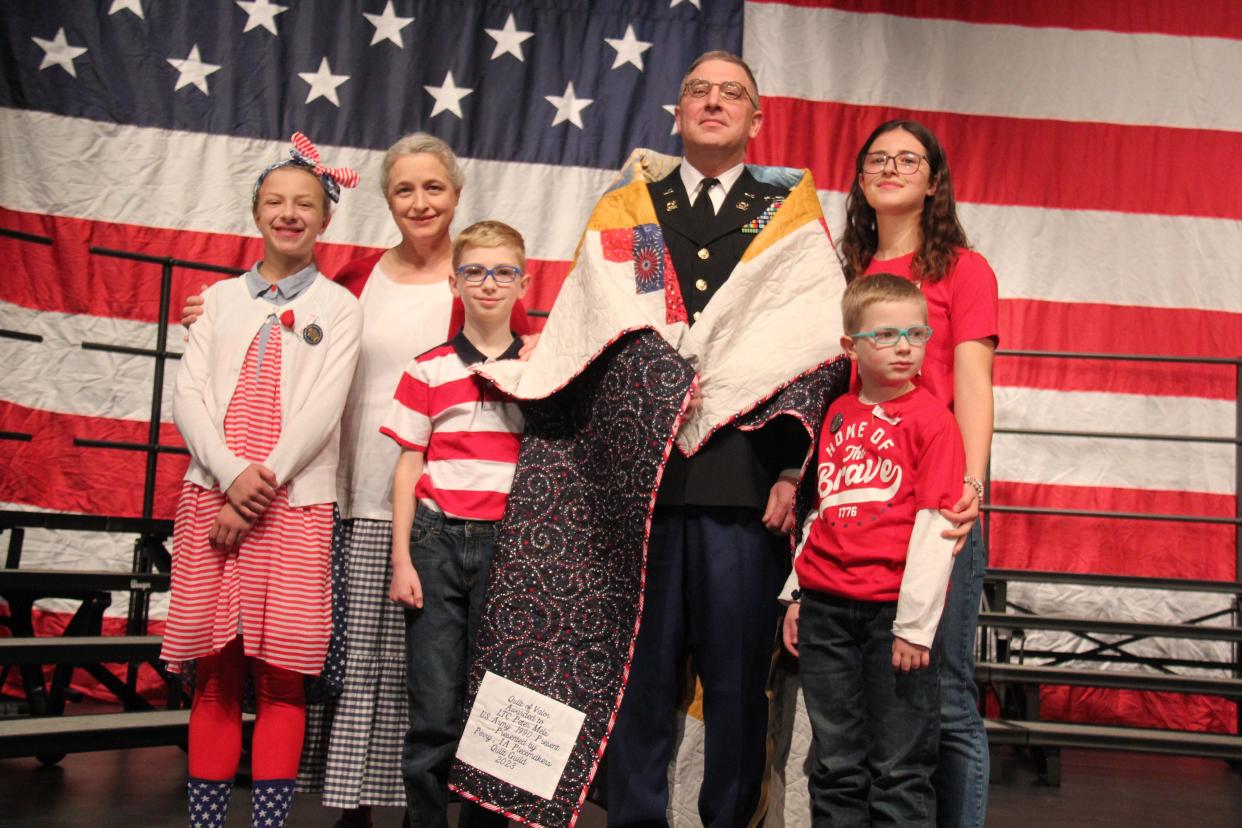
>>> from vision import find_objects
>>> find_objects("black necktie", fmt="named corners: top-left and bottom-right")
top-left (692, 177), bottom-right (719, 230)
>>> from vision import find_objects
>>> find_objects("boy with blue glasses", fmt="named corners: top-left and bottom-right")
top-left (381, 220), bottom-right (530, 827)
top-left (780, 273), bottom-right (965, 825)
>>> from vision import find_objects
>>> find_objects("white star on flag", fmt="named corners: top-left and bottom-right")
top-left (167, 45), bottom-right (221, 95)
top-left (605, 24), bottom-right (652, 71)
top-left (363, 1), bottom-right (414, 48)
top-left (424, 71), bottom-right (473, 118)
top-left (31, 28), bottom-right (88, 78)
top-left (662, 104), bottom-right (679, 135)
top-left (484, 13), bottom-right (534, 61)
top-left (236, 0), bottom-right (287, 35)
top-left (109, 0), bottom-right (144, 18)
top-left (297, 57), bottom-right (349, 106)
top-left (546, 82), bottom-right (593, 129)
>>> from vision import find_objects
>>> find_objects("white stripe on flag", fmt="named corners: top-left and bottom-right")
top-left (0, 107), bottom-right (613, 263)
top-left (744, 3), bottom-right (1242, 130)
top-left (0, 300), bottom-right (178, 421)
top-left (817, 192), bottom-right (1242, 312)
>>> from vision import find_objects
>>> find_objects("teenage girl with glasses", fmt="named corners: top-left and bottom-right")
top-left (841, 118), bottom-right (999, 827)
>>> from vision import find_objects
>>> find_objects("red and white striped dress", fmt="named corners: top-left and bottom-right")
top-left (161, 323), bottom-right (334, 675)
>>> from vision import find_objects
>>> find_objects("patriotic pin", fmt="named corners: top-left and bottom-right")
top-left (662, 188), bottom-right (675, 195)
top-left (302, 323), bottom-right (324, 345)
top-left (735, 200), bottom-right (749, 211)
top-left (830, 412), bottom-right (844, 433)
top-left (666, 200), bottom-right (679, 211)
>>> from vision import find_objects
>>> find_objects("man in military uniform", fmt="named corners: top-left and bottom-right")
top-left (607, 51), bottom-right (809, 827)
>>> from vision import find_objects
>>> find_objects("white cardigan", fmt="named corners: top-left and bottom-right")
top-left (173, 272), bottom-right (362, 507)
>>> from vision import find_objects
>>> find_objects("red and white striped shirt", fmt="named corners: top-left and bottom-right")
top-left (380, 333), bottom-right (524, 521)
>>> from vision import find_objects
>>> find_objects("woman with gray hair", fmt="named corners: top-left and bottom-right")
top-left (310, 134), bottom-right (530, 826)
top-left (185, 132), bottom-right (529, 827)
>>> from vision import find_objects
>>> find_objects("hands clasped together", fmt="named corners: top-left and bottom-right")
top-left (209, 462), bottom-right (277, 552)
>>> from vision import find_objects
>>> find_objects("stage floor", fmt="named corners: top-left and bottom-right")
top-left (1, 744), bottom-right (1239, 826)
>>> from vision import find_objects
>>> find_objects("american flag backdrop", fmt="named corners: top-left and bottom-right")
top-left (0, 0), bottom-right (1238, 751)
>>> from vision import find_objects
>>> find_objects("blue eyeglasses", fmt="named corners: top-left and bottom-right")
top-left (455, 263), bottom-right (523, 284)
top-left (850, 325), bottom-right (933, 347)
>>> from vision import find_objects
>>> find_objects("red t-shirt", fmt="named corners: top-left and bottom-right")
top-left (863, 248), bottom-right (999, 409)
top-left (796, 387), bottom-right (965, 602)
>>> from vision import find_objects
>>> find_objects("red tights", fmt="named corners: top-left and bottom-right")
top-left (187, 637), bottom-right (306, 781)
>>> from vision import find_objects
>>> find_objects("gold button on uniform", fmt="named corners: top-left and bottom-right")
top-left (697, 247), bottom-right (710, 260)
top-left (692, 311), bottom-right (702, 321)
top-left (695, 278), bottom-right (708, 292)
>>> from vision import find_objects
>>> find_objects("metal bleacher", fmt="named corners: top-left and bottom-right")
top-left (976, 349), bottom-right (1242, 782)
top-left (0, 227), bottom-right (244, 763)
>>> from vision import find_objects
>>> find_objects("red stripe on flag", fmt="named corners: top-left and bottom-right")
top-left (0, 401), bottom-right (187, 518)
top-left (996, 299), bottom-right (1242, 400)
top-left (748, 99), bottom-right (1242, 219)
top-left (0, 208), bottom-right (569, 323)
top-left (748, 0), bottom-right (1242, 39)
top-left (1040, 688), bottom-right (1236, 735)
top-left (988, 482), bottom-right (1235, 581)
top-left (522, 260), bottom-right (571, 320)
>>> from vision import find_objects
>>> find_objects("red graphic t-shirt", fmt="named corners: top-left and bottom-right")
top-left (863, 247), bottom-right (999, 409)
top-left (796, 387), bottom-right (965, 602)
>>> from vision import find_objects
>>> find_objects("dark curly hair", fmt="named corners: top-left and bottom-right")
top-left (839, 119), bottom-right (968, 284)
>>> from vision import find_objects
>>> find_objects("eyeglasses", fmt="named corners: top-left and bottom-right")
top-left (681, 78), bottom-right (758, 108)
top-left (861, 151), bottom-right (927, 175)
top-left (455, 264), bottom-right (523, 284)
top-left (850, 325), bottom-right (933, 347)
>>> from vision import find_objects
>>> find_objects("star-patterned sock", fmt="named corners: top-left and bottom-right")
top-left (250, 778), bottom-right (295, 828)
top-left (187, 777), bottom-right (232, 828)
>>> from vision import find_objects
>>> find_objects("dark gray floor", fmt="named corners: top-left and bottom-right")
top-left (1, 745), bottom-right (1240, 826)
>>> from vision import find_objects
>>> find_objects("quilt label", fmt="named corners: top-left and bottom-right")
top-left (456, 671), bottom-right (587, 800)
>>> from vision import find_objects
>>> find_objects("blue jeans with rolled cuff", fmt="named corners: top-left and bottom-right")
top-left (800, 589), bottom-right (941, 827)
top-left (400, 505), bottom-right (507, 828)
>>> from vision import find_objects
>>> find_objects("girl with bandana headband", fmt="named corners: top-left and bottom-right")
top-left (160, 134), bottom-right (362, 828)
top-left (185, 133), bottom-right (533, 828)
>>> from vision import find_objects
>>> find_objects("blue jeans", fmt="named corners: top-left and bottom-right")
top-left (400, 506), bottom-right (507, 828)
top-left (933, 522), bottom-right (989, 827)
top-left (800, 590), bottom-right (941, 827)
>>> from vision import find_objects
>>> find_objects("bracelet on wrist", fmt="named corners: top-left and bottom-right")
top-left (963, 474), bottom-right (985, 502)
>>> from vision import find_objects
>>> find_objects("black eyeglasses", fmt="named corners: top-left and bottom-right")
top-left (861, 151), bottom-right (927, 175)
top-left (681, 78), bottom-right (758, 108)
top-left (455, 264), bottom-right (523, 284)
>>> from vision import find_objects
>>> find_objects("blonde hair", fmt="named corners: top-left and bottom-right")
top-left (841, 273), bottom-right (927, 334)
top-left (452, 220), bottom-right (527, 271)
top-left (380, 132), bottom-right (464, 195)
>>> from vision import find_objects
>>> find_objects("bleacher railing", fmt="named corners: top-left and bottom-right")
top-left (983, 347), bottom-right (1242, 734)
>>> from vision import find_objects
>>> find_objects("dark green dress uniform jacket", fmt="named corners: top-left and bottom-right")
top-left (649, 166), bottom-right (809, 509)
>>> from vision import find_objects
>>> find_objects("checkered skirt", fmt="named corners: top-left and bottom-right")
top-left (298, 517), bottom-right (408, 807)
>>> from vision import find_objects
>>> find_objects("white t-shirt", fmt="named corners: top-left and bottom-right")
top-left (336, 261), bottom-right (453, 520)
